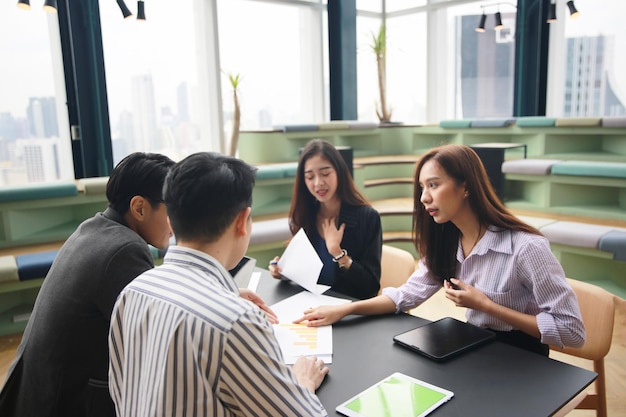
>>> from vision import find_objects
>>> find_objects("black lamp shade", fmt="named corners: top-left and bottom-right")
top-left (43, 0), bottom-right (57, 13)
top-left (117, 0), bottom-right (133, 19)
top-left (547, 4), bottom-right (557, 23)
top-left (476, 13), bottom-right (487, 33)
top-left (567, 1), bottom-right (579, 18)
top-left (137, 0), bottom-right (146, 20)
top-left (494, 11), bottom-right (504, 30)
top-left (16, 0), bottom-right (30, 10)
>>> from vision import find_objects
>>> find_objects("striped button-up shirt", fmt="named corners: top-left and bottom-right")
top-left (109, 246), bottom-right (327, 417)
top-left (383, 227), bottom-right (585, 348)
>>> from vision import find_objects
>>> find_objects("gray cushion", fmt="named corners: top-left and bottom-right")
top-left (601, 116), bottom-right (626, 128)
top-left (540, 221), bottom-right (613, 249)
top-left (598, 230), bottom-right (626, 261)
top-left (502, 159), bottom-right (562, 175)
top-left (274, 124), bottom-right (319, 132)
top-left (250, 218), bottom-right (292, 246)
top-left (348, 121), bottom-right (379, 129)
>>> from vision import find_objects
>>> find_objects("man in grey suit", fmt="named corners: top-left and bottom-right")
top-left (0, 152), bottom-right (175, 417)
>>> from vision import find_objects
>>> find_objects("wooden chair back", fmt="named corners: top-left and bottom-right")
top-left (551, 278), bottom-right (615, 417)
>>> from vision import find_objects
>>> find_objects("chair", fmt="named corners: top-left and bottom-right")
top-left (551, 278), bottom-right (615, 417)
top-left (378, 245), bottom-right (416, 294)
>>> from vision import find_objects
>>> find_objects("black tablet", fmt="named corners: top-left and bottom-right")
top-left (393, 317), bottom-right (495, 361)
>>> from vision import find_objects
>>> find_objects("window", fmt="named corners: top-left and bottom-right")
top-left (217, 0), bottom-right (328, 130)
top-left (0, 3), bottom-right (73, 186)
top-left (99, 1), bottom-right (202, 165)
top-left (559, 1), bottom-right (626, 116)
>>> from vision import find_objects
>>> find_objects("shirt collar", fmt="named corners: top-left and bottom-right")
top-left (163, 245), bottom-right (240, 294)
top-left (457, 225), bottom-right (513, 262)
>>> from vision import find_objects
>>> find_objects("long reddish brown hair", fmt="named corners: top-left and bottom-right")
top-left (412, 144), bottom-right (541, 282)
top-left (289, 139), bottom-right (369, 235)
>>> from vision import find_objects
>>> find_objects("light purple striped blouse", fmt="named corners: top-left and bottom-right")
top-left (383, 227), bottom-right (585, 348)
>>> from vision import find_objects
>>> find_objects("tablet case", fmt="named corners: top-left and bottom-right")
top-left (229, 256), bottom-right (257, 287)
top-left (393, 317), bottom-right (495, 361)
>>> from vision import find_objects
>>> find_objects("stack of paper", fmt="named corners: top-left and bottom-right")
top-left (270, 291), bottom-right (351, 364)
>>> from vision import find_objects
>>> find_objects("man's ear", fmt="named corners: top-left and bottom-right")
top-left (234, 207), bottom-right (252, 236)
top-left (128, 196), bottom-right (147, 221)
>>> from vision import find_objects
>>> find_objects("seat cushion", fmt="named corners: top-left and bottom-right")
top-left (555, 117), bottom-right (601, 127)
top-left (16, 250), bottom-right (58, 281)
top-left (250, 218), bottom-right (292, 246)
top-left (76, 177), bottom-right (109, 195)
top-left (0, 256), bottom-right (19, 283)
top-left (470, 118), bottom-right (516, 128)
top-left (439, 119), bottom-right (472, 128)
top-left (348, 121), bottom-right (379, 129)
top-left (540, 222), bottom-right (612, 249)
top-left (273, 124), bottom-right (319, 132)
top-left (502, 159), bottom-right (562, 175)
top-left (0, 182), bottom-right (78, 202)
top-left (516, 116), bottom-right (556, 127)
top-left (256, 163), bottom-right (298, 180)
top-left (598, 230), bottom-right (626, 261)
top-left (551, 161), bottom-right (626, 179)
top-left (601, 116), bottom-right (626, 128)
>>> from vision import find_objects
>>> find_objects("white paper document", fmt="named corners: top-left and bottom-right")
top-left (277, 228), bottom-right (328, 294)
top-left (270, 291), bottom-right (351, 365)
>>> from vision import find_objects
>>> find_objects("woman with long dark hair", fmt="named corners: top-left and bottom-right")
top-left (269, 139), bottom-right (382, 300)
top-left (295, 144), bottom-right (585, 355)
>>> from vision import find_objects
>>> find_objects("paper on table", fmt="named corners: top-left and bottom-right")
top-left (270, 291), bottom-right (351, 365)
top-left (270, 290), bottom-right (352, 323)
top-left (277, 228), bottom-right (328, 295)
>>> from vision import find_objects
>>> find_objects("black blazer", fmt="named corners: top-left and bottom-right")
top-left (308, 204), bottom-right (382, 299)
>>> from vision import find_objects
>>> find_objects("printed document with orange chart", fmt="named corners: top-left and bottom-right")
top-left (270, 291), bottom-right (351, 364)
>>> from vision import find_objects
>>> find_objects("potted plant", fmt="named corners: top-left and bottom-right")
top-left (370, 22), bottom-right (392, 123)
top-left (227, 72), bottom-right (241, 157)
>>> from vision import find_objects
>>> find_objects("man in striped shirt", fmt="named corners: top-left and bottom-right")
top-left (108, 152), bottom-right (329, 416)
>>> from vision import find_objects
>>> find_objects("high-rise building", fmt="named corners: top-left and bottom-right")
top-left (27, 97), bottom-right (58, 138)
top-left (564, 35), bottom-right (626, 116)
top-left (459, 13), bottom-right (516, 118)
top-left (131, 74), bottom-right (158, 152)
top-left (19, 137), bottom-right (61, 183)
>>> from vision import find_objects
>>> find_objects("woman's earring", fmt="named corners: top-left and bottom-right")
top-left (464, 191), bottom-right (469, 198)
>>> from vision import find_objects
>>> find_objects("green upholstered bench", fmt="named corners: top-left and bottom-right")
top-left (551, 161), bottom-right (626, 179)
top-left (439, 119), bottom-right (472, 128)
top-left (0, 181), bottom-right (78, 202)
top-left (470, 118), bottom-right (517, 128)
top-left (255, 162), bottom-right (298, 180)
top-left (516, 116), bottom-right (557, 127)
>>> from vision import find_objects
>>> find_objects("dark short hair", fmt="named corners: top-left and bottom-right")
top-left (106, 152), bottom-right (175, 215)
top-left (164, 152), bottom-right (257, 243)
